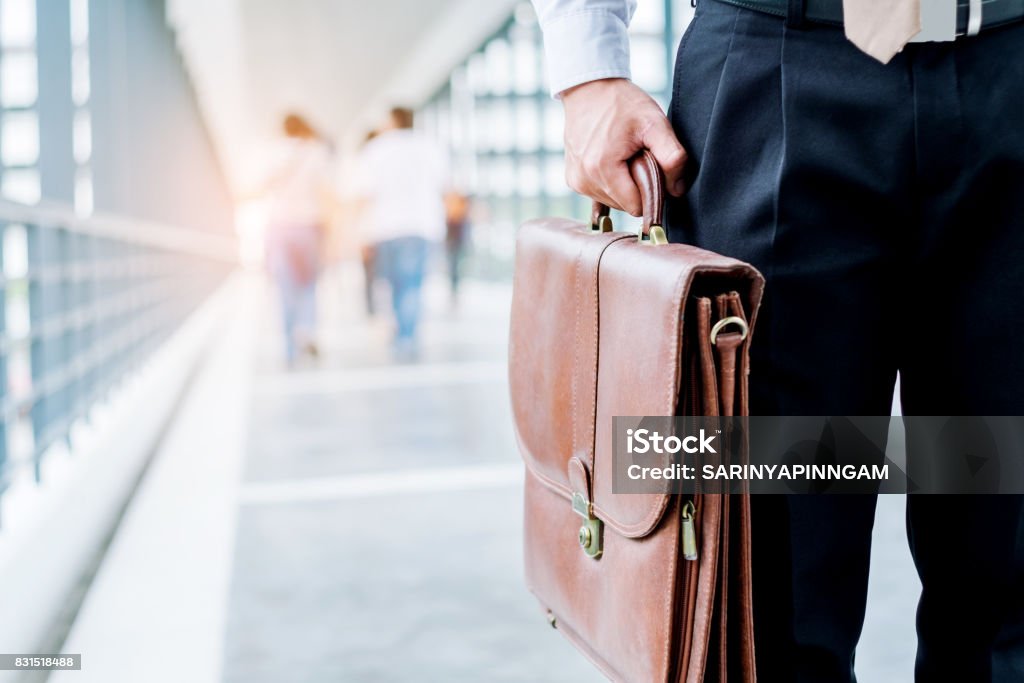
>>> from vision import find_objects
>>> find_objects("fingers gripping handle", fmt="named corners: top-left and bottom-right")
top-left (629, 151), bottom-right (666, 234)
top-left (589, 150), bottom-right (666, 236)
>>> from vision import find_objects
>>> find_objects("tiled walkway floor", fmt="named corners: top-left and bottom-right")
top-left (221, 267), bottom-right (602, 682)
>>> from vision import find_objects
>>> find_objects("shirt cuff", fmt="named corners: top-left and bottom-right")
top-left (539, 9), bottom-right (632, 97)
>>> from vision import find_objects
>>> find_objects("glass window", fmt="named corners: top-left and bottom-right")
top-left (461, 100), bottom-right (478, 155)
top-left (72, 48), bottom-right (90, 106)
top-left (490, 101), bottom-right (514, 153)
top-left (515, 98), bottom-right (539, 152)
top-left (544, 195), bottom-right (575, 220)
top-left (673, 0), bottom-right (697, 41)
top-left (517, 156), bottom-right (541, 197)
top-left (543, 98), bottom-right (564, 151)
top-left (2, 168), bottom-right (40, 204)
top-left (544, 155), bottom-right (569, 196)
top-left (514, 2), bottom-right (537, 26)
top-left (3, 224), bottom-right (30, 344)
top-left (449, 65), bottom-right (468, 94)
top-left (447, 70), bottom-right (468, 148)
top-left (491, 157), bottom-right (515, 197)
top-left (447, 107), bottom-right (464, 152)
top-left (435, 103), bottom-right (451, 147)
top-left (70, 0), bottom-right (89, 47)
top-left (73, 109), bottom-right (91, 164)
top-left (473, 100), bottom-right (492, 152)
top-left (630, 0), bottom-right (665, 34)
top-left (484, 39), bottom-right (511, 96)
top-left (0, 0), bottom-right (36, 49)
top-left (2, 110), bottom-right (39, 166)
top-left (512, 37), bottom-right (539, 95)
top-left (418, 104), bottom-right (436, 137)
top-left (631, 37), bottom-right (667, 93)
top-left (466, 52), bottom-right (487, 95)
top-left (449, 152), bottom-right (472, 191)
top-left (448, 91), bottom-right (471, 153)
top-left (491, 219), bottom-right (517, 258)
top-left (0, 51), bottom-right (37, 107)
top-left (3, 223), bottom-right (28, 279)
top-left (540, 69), bottom-right (553, 97)
top-left (70, 0), bottom-right (92, 213)
top-left (74, 167), bottom-right (93, 216)
top-left (475, 158), bottom-right (492, 195)
top-left (464, 155), bottom-right (480, 195)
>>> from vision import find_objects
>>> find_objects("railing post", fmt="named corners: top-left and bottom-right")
top-left (80, 232), bottom-right (98, 413)
top-left (129, 241), bottom-right (144, 371)
top-left (57, 227), bottom-right (73, 448)
top-left (0, 220), bottom-right (7, 518)
top-left (27, 221), bottom-right (61, 478)
top-left (97, 235), bottom-right (116, 397)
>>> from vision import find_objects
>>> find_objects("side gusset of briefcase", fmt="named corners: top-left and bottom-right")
top-left (508, 152), bottom-right (765, 682)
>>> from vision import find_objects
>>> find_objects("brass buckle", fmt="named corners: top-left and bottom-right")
top-left (638, 224), bottom-right (668, 245)
top-left (709, 316), bottom-right (749, 345)
top-left (572, 492), bottom-right (603, 558)
top-left (591, 215), bottom-right (613, 233)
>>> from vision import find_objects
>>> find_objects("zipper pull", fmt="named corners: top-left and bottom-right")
top-left (681, 501), bottom-right (698, 561)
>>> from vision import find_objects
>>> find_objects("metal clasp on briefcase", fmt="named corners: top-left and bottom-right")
top-left (589, 210), bottom-right (668, 245)
top-left (572, 492), bottom-right (602, 558)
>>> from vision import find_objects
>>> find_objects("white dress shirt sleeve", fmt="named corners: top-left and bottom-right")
top-left (531, 0), bottom-right (638, 97)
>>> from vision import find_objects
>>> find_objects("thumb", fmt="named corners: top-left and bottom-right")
top-left (641, 118), bottom-right (688, 197)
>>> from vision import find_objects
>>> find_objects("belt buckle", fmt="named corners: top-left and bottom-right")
top-left (910, 0), bottom-right (957, 42)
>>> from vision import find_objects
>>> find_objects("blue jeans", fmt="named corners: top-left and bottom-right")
top-left (275, 272), bottom-right (316, 363)
top-left (374, 236), bottom-right (429, 342)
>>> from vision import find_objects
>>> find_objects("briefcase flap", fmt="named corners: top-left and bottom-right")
top-left (509, 217), bottom-right (763, 537)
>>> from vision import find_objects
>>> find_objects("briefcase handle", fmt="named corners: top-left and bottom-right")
top-left (589, 150), bottom-right (667, 244)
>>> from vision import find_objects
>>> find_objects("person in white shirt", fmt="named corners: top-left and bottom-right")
top-left (532, 1), bottom-right (1024, 681)
top-left (260, 113), bottom-right (334, 366)
top-left (354, 107), bottom-right (450, 358)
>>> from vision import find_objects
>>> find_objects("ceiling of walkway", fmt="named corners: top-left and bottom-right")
top-left (167, 0), bottom-right (518, 190)
top-left (239, 0), bottom-right (452, 140)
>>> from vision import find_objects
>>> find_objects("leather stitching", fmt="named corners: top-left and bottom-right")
top-left (591, 263), bottom-right (694, 538)
top-left (660, 504), bottom-right (680, 681)
top-left (571, 245), bottom-right (581, 470)
top-left (586, 241), bottom-right (599, 474)
top-left (656, 265), bottom-right (689, 683)
top-left (543, 604), bottom-right (627, 682)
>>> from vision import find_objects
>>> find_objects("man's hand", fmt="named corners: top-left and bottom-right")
top-left (561, 78), bottom-right (687, 217)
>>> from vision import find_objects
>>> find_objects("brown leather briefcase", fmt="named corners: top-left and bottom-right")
top-left (509, 151), bottom-right (765, 682)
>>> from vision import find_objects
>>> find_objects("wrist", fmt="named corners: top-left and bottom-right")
top-left (561, 77), bottom-right (630, 103)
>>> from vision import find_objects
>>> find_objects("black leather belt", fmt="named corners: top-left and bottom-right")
top-left (712, 0), bottom-right (1024, 35)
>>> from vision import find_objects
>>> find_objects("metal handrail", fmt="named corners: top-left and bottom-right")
top-left (0, 199), bottom-right (237, 262)
top-left (0, 201), bottom-right (238, 522)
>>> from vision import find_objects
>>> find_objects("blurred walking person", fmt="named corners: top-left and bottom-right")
top-left (261, 113), bottom-right (335, 366)
top-left (359, 130), bottom-right (380, 316)
top-left (354, 107), bottom-right (450, 359)
top-left (444, 191), bottom-right (471, 308)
